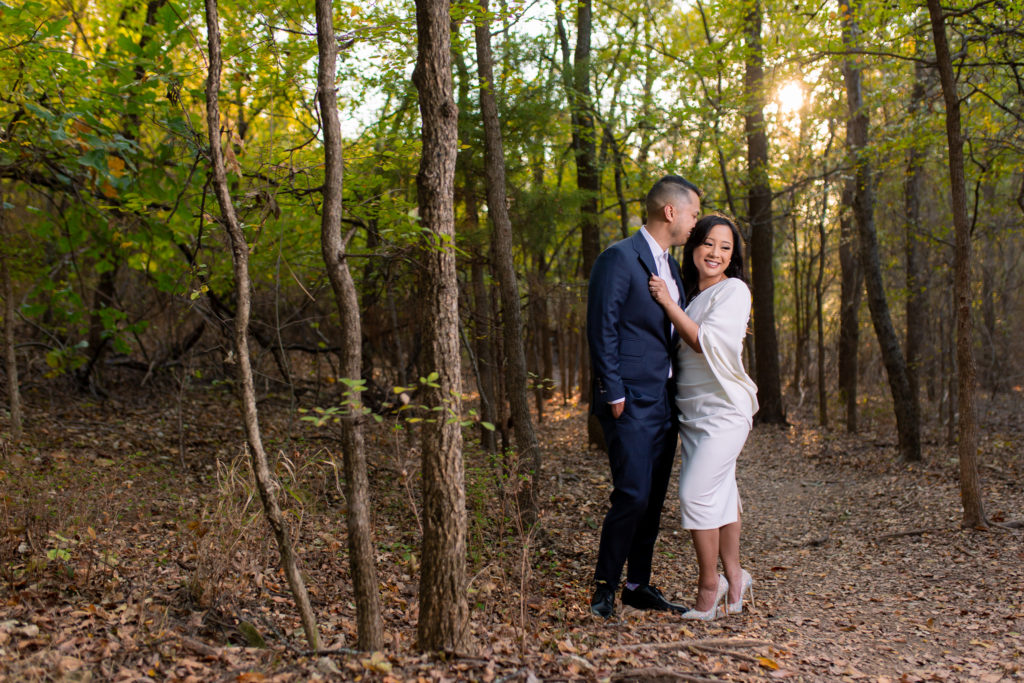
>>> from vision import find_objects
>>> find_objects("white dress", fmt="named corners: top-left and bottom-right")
top-left (675, 278), bottom-right (758, 530)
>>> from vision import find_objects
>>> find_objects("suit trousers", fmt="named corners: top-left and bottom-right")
top-left (594, 382), bottom-right (678, 589)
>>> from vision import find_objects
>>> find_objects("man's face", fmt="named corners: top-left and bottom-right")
top-left (668, 192), bottom-right (701, 246)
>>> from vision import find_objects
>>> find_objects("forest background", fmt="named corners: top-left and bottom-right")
top-left (1, 0), bottom-right (1023, 680)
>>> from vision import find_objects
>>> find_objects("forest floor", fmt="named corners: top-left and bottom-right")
top-left (1, 379), bottom-right (1022, 682)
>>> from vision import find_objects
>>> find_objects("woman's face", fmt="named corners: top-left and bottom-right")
top-left (692, 224), bottom-right (734, 284)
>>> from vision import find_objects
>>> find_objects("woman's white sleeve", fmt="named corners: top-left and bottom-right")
top-left (696, 281), bottom-right (759, 421)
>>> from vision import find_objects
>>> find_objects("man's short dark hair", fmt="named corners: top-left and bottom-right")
top-left (646, 175), bottom-right (701, 217)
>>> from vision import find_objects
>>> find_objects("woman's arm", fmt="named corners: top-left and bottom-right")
top-left (649, 275), bottom-right (701, 353)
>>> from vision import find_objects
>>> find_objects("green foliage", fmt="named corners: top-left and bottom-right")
top-left (0, 0), bottom-right (1020, 398)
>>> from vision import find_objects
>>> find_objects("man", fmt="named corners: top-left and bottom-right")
top-left (586, 175), bottom-right (702, 618)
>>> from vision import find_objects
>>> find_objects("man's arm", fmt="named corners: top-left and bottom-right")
top-left (587, 248), bottom-right (630, 409)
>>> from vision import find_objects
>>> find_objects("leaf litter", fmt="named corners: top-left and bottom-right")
top-left (0, 382), bottom-right (1022, 681)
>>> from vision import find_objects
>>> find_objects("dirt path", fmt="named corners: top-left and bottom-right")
top-left (545, 400), bottom-right (1024, 681)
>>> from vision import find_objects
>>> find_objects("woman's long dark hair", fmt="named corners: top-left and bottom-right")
top-left (681, 213), bottom-right (747, 302)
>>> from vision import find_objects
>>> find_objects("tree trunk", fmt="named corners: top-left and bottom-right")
top-left (840, 0), bottom-right (920, 461)
top-left (0, 185), bottom-right (22, 443)
top-left (77, 266), bottom-right (118, 394)
top-left (605, 125), bottom-right (630, 240)
top-left (980, 266), bottom-right (997, 393)
top-left (743, 0), bottom-right (786, 424)
top-left (412, 0), bottom-right (468, 652)
top-left (816, 179), bottom-right (829, 427)
top-left (203, 0), bottom-right (320, 650)
top-left (925, 0), bottom-right (986, 528)
top-left (470, 256), bottom-right (498, 452)
top-left (837, 178), bottom-right (862, 431)
top-left (314, 0), bottom-right (384, 651)
top-left (474, 0), bottom-right (542, 521)
top-left (790, 211), bottom-right (807, 398)
top-left (556, 0), bottom-right (600, 279)
top-left (904, 54), bottom-right (929, 414)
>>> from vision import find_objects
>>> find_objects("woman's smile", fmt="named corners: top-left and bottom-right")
top-left (693, 224), bottom-right (733, 285)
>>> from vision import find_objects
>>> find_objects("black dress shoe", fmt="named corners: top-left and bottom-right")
top-left (621, 584), bottom-right (687, 613)
top-left (590, 584), bottom-right (615, 618)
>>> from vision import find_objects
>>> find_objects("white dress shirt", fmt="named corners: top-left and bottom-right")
top-left (640, 226), bottom-right (680, 306)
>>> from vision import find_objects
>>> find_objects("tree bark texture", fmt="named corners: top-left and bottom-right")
top-left (743, 0), bottom-right (786, 424)
top-left (1, 185), bottom-right (22, 443)
top-left (556, 0), bottom-right (600, 279)
top-left (816, 179), bottom-right (829, 427)
top-left (837, 178), bottom-right (862, 431)
top-left (474, 0), bottom-right (543, 521)
top-left (203, 0), bottom-right (321, 651)
top-left (412, 0), bottom-right (468, 652)
top-left (904, 55), bottom-right (929, 412)
top-left (470, 256), bottom-right (499, 452)
top-left (840, 0), bottom-right (920, 461)
top-left (925, 0), bottom-right (986, 528)
top-left (314, 0), bottom-right (384, 651)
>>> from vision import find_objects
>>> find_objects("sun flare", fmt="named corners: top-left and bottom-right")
top-left (778, 81), bottom-right (805, 114)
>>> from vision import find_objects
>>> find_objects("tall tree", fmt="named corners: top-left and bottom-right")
top-left (904, 47), bottom-right (930, 418)
top-left (556, 0), bottom-right (600, 279)
top-left (925, 0), bottom-right (987, 528)
top-left (473, 0), bottom-right (542, 520)
top-left (314, 0), bottom-right (384, 651)
top-left (412, 0), bottom-right (468, 652)
top-left (839, 0), bottom-right (920, 461)
top-left (0, 184), bottom-right (22, 443)
top-left (743, 0), bottom-right (786, 423)
top-left (837, 178), bottom-right (862, 431)
top-left (203, 0), bottom-right (320, 650)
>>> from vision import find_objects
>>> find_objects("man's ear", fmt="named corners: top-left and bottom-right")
top-left (660, 203), bottom-right (675, 222)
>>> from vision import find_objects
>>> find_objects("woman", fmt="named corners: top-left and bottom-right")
top-left (648, 213), bottom-right (758, 620)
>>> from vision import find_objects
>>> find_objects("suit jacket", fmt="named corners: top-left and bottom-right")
top-left (587, 230), bottom-right (685, 416)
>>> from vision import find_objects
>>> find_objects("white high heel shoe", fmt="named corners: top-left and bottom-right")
top-left (725, 569), bottom-right (754, 615)
top-left (680, 574), bottom-right (728, 620)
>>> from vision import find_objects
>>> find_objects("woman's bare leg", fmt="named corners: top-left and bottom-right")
top-left (719, 515), bottom-right (743, 603)
top-left (690, 528), bottom-right (721, 611)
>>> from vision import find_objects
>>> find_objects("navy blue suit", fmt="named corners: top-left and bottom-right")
top-left (587, 230), bottom-right (684, 590)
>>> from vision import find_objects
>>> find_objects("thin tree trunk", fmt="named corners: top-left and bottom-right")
top-left (837, 178), bottom-right (862, 431)
top-left (203, 0), bottom-right (320, 650)
top-left (573, 0), bottom-right (600, 279)
top-left (77, 267), bottom-right (117, 393)
top-left (743, 0), bottom-right (786, 424)
top-left (314, 0), bottom-right (384, 650)
top-left (605, 125), bottom-right (630, 240)
top-left (556, 0), bottom-right (600, 279)
top-left (1, 185), bottom-right (22, 443)
top-left (412, 0), bottom-right (468, 652)
top-left (470, 257), bottom-right (498, 452)
top-left (925, 0), bottom-right (986, 528)
top-left (980, 266), bottom-right (997, 393)
top-left (474, 0), bottom-right (542, 520)
top-left (529, 286), bottom-right (545, 424)
top-left (816, 180), bottom-right (829, 427)
top-left (840, 0), bottom-right (920, 461)
top-left (558, 292), bottom-right (570, 405)
top-left (790, 211), bottom-right (806, 397)
top-left (904, 54), bottom-right (929, 413)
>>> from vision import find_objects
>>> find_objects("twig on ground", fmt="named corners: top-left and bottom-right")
top-left (594, 638), bottom-right (771, 654)
top-left (611, 667), bottom-right (723, 682)
top-left (877, 527), bottom-right (944, 540)
top-left (688, 643), bottom-right (761, 663)
top-left (179, 635), bottom-right (221, 659)
top-left (995, 520), bottom-right (1024, 529)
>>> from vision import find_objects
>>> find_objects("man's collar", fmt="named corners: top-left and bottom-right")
top-left (640, 226), bottom-right (667, 259)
